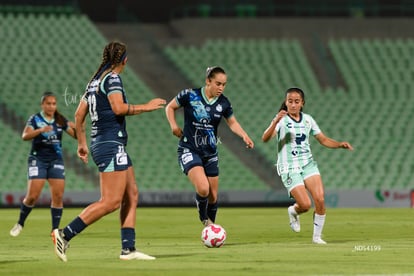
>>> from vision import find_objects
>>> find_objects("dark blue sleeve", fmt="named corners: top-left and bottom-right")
top-left (175, 88), bottom-right (190, 107)
top-left (103, 73), bottom-right (123, 96)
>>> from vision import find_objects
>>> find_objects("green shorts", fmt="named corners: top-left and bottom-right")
top-left (279, 161), bottom-right (320, 196)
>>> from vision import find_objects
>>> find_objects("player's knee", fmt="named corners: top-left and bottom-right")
top-left (313, 196), bottom-right (325, 212)
top-left (51, 194), bottom-right (63, 205)
top-left (297, 201), bottom-right (311, 213)
top-left (100, 199), bottom-right (122, 214)
top-left (196, 186), bottom-right (209, 197)
top-left (23, 196), bottom-right (38, 206)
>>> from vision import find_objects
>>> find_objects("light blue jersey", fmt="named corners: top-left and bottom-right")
top-left (275, 112), bottom-right (321, 175)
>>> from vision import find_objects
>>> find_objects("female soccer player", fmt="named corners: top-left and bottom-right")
top-left (262, 87), bottom-right (353, 244)
top-left (52, 41), bottom-right (166, 262)
top-left (10, 92), bottom-right (77, 237)
top-left (165, 66), bottom-right (254, 227)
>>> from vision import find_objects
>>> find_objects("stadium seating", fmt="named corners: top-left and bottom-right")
top-left (2, 10), bottom-right (412, 192)
top-left (0, 12), bottom-right (268, 194)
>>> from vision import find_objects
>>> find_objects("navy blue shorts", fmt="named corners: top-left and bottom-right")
top-left (91, 142), bottom-right (132, 172)
top-left (27, 156), bottom-right (65, 180)
top-left (177, 147), bottom-right (219, 177)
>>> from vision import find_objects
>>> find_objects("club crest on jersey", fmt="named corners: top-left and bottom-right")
top-left (216, 104), bottom-right (223, 112)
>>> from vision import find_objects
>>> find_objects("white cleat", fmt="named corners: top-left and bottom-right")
top-left (120, 249), bottom-right (156, 260)
top-left (52, 229), bottom-right (69, 262)
top-left (312, 237), bottom-right (327, 244)
top-left (288, 206), bottom-right (300, 233)
top-left (10, 223), bottom-right (23, 237)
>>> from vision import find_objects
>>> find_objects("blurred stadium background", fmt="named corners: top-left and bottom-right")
top-left (1, 0), bottom-right (413, 207)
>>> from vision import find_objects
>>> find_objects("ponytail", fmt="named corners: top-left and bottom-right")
top-left (54, 110), bottom-right (68, 129)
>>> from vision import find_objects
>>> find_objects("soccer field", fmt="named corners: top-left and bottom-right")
top-left (0, 207), bottom-right (413, 275)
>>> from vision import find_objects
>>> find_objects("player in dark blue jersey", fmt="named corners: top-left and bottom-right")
top-left (166, 66), bottom-right (254, 227)
top-left (10, 92), bottom-right (77, 237)
top-left (51, 41), bottom-right (165, 262)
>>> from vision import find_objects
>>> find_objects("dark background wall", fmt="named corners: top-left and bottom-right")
top-left (1, 0), bottom-right (414, 22)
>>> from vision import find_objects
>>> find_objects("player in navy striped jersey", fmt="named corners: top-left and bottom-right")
top-left (262, 88), bottom-right (353, 244)
top-left (166, 66), bottom-right (254, 228)
top-left (10, 92), bottom-right (77, 237)
top-left (51, 41), bottom-right (165, 262)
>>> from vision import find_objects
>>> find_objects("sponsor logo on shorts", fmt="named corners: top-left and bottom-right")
top-left (116, 152), bottom-right (128, 165)
top-left (181, 152), bottom-right (193, 165)
top-left (29, 166), bottom-right (39, 177)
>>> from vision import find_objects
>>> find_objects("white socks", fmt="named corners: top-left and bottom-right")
top-left (313, 213), bottom-right (326, 240)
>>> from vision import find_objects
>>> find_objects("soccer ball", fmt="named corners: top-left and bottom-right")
top-left (201, 224), bottom-right (226, 248)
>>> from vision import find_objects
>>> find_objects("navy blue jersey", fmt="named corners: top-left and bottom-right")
top-left (82, 72), bottom-right (128, 146)
top-left (27, 112), bottom-right (68, 162)
top-left (176, 87), bottom-right (233, 156)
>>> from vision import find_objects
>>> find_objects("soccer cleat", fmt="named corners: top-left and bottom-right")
top-left (10, 223), bottom-right (23, 237)
top-left (312, 237), bottom-right (327, 244)
top-left (51, 229), bottom-right (69, 262)
top-left (202, 219), bottom-right (213, 227)
top-left (119, 249), bottom-right (156, 260)
top-left (288, 206), bottom-right (300, 233)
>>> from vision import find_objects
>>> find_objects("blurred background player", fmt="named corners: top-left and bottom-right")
top-left (10, 92), bottom-right (77, 237)
top-left (262, 87), bottom-right (353, 244)
top-left (51, 41), bottom-right (166, 262)
top-left (165, 66), bottom-right (254, 227)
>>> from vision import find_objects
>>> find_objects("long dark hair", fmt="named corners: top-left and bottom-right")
top-left (41, 91), bottom-right (67, 128)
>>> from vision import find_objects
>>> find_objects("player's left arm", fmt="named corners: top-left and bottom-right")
top-left (314, 132), bottom-right (353, 150)
top-left (225, 116), bottom-right (254, 149)
top-left (109, 92), bottom-right (165, 116)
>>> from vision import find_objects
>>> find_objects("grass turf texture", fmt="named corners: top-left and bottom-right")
top-left (0, 207), bottom-right (413, 275)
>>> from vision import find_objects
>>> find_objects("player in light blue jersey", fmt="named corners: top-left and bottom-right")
top-left (262, 88), bottom-right (353, 244)
top-left (10, 92), bottom-right (77, 237)
top-left (51, 41), bottom-right (165, 262)
top-left (166, 66), bottom-right (254, 228)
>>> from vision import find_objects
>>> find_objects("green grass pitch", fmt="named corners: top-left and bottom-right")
top-left (0, 207), bottom-right (413, 275)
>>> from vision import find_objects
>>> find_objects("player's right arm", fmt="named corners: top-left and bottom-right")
top-left (262, 110), bottom-right (287, 142)
top-left (75, 95), bottom-right (89, 163)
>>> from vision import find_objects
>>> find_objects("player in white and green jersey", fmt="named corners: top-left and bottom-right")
top-left (262, 88), bottom-right (353, 245)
